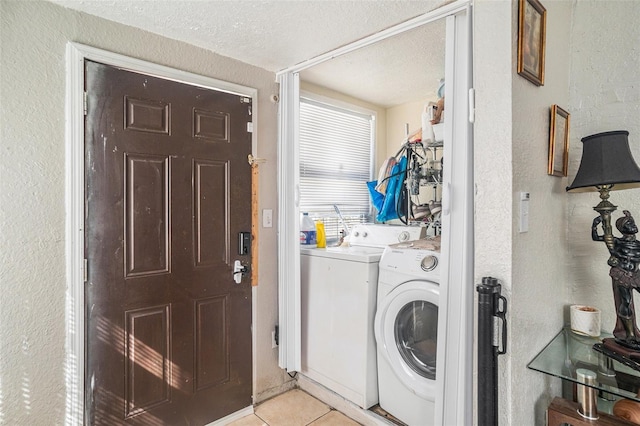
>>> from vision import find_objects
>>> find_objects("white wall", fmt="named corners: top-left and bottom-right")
top-left (476, 1), bottom-right (639, 424)
top-left (473, 0), bottom-right (515, 423)
top-left (475, 0), bottom-right (572, 424)
top-left (386, 99), bottom-right (426, 155)
top-left (567, 0), bottom-right (640, 335)
top-left (0, 1), bottom-right (288, 424)
top-left (473, 0), bottom-right (514, 303)
top-left (510, 0), bottom-right (574, 423)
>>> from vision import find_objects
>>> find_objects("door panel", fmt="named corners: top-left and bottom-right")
top-left (194, 296), bottom-right (229, 390)
top-left (125, 153), bottom-right (171, 277)
top-left (124, 305), bottom-right (171, 419)
top-left (193, 159), bottom-right (229, 267)
top-left (85, 60), bottom-right (252, 425)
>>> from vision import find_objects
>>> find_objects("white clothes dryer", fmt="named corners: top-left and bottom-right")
top-left (374, 241), bottom-right (441, 426)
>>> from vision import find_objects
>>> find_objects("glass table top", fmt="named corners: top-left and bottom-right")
top-left (527, 327), bottom-right (640, 403)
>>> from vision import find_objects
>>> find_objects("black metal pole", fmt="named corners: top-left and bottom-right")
top-left (477, 277), bottom-right (507, 426)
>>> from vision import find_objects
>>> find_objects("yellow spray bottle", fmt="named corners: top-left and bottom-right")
top-left (315, 221), bottom-right (326, 248)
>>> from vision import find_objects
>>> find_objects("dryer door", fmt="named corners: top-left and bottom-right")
top-left (375, 280), bottom-right (439, 400)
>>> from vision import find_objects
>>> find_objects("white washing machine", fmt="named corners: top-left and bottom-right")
top-left (374, 240), bottom-right (441, 426)
top-left (300, 224), bottom-right (424, 409)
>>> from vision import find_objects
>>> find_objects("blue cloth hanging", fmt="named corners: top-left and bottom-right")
top-left (367, 181), bottom-right (385, 212)
top-left (367, 156), bottom-right (407, 222)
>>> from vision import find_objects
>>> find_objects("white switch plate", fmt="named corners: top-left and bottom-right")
top-left (519, 192), bottom-right (529, 233)
top-left (263, 209), bottom-right (273, 228)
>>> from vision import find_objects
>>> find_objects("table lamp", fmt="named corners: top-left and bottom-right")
top-left (567, 130), bottom-right (640, 367)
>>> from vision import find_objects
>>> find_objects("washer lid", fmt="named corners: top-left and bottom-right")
top-left (375, 281), bottom-right (439, 400)
top-left (300, 245), bottom-right (383, 262)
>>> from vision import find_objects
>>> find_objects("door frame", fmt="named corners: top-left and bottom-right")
top-left (275, 0), bottom-right (473, 423)
top-left (64, 42), bottom-right (258, 425)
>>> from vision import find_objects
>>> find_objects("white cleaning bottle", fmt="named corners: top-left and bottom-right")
top-left (300, 212), bottom-right (317, 248)
top-left (421, 102), bottom-right (435, 143)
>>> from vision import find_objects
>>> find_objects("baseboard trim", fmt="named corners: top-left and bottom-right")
top-left (206, 406), bottom-right (254, 425)
top-left (254, 375), bottom-right (298, 404)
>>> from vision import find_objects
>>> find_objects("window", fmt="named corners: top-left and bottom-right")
top-left (299, 96), bottom-right (375, 242)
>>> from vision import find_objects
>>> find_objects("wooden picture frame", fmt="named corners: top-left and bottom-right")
top-left (517, 0), bottom-right (546, 86)
top-left (548, 105), bottom-right (570, 177)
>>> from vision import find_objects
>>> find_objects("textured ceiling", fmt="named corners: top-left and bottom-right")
top-left (50, 0), bottom-right (447, 106)
top-left (300, 19), bottom-right (445, 106)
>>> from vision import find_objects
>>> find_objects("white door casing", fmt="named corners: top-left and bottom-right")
top-left (276, 71), bottom-right (302, 372)
top-left (436, 7), bottom-right (474, 426)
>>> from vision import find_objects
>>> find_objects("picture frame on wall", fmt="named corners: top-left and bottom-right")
top-left (517, 0), bottom-right (546, 86)
top-left (548, 105), bottom-right (570, 177)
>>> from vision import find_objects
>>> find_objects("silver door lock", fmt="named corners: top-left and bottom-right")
top-left (233, 260), bottom-right (250, 284)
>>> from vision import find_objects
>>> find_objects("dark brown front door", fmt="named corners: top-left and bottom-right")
top-left (85, 60), bottom-right (253, 425)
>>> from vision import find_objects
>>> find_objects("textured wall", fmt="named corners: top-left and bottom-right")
top-left (0, 1), bottom-right (286, 424)
top-left (475, 0), bottom-right (572, 424)
top-left (509, 1), bottom-right (573, 424)
top-left (567, 0), bottom-right (640, 335)
top-left (476, 1), bottom-right (638, 424)
top-left (473, 0), bottom-right (514, 422)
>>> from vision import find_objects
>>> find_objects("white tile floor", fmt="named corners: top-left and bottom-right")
top-left (229, 389), bottom-right (361, 426)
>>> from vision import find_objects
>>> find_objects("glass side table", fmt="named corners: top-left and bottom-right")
top-left (528, 327), bottom-right (640, 425)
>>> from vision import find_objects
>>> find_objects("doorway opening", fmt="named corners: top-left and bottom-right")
top-left (276, 2), bottom-right (474, 424)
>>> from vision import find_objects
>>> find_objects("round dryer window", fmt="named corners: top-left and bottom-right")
top-left (395, 301), bottom-right (438, 380)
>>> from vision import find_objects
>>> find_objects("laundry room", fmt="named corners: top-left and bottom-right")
top-left (281, 10), bottom-right (474, 426)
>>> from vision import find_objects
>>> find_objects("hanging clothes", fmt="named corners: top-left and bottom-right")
top-left (367, 156), bottom-right (407, 222)
top-left (375, 157), bottom-right (397, 195)
top-left (367, 180), bottom-right (385, 213)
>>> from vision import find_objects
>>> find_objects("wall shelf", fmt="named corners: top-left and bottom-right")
top-left (528, 327), bottom-right (640, 403)
top-left (529, 327), bottom-right (640, 425)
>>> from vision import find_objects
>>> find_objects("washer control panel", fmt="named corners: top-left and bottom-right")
top-left (398, 230), bottom-right (412, 242)
top-left (349, 224), bottom-right (425, 248)
top-left (379, 246), bottom-right (441, 279)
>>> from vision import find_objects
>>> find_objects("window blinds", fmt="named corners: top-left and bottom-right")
top-left (299, 97), bottom-right (374, 240)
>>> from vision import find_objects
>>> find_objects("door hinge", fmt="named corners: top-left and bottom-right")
top-left (247, 122), bottom-right (253, 133)
top-left (241, 98), bottom-right (252, 117)
top-left (274, 325), bottom-right (279, 346)
top-left (84, 258), bottom-right (88, 282)
top-left (83, 91), bottom-right (88, 116)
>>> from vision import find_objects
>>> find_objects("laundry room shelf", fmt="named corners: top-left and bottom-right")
top-left (528, 327), bottom-right (640, 403)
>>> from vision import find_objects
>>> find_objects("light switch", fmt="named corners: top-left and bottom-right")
top-left (263, 209), bottom-right (273, 228)
top-left (519, 192), bottom-right (529, 233)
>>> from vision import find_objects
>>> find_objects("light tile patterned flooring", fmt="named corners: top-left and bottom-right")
top-left (229, 389), bottom-right (361, 426)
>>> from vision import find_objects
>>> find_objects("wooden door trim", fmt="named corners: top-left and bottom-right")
top-left (64, 42), bottom-right (258, 425)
